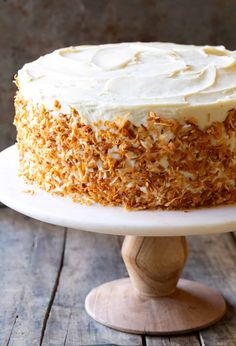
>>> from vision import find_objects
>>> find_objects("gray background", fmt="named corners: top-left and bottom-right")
top-left (1, 0), bottom-right (236, 150)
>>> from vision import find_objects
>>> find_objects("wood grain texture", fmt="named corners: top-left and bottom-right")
top-left (145, 235), bottom-right (236, 346)
top-left (183, 233), bottom-right (236, 346)
top-left (86, 235), bottom-right (225, 336)
top-left (146, 232), bottom-right (236, 345)
top-left (85, 277), bottom-right (225, 335)
top-left (0, 208), bottom-right (65, 346)
top-left (0, 207), bottom-right (236, 345)
top-left (122, 236), bottom-right (188, 296)
top-left (146, 334), bottom-right (201, 346)
top-left (42, 229), bottom-right (142, 346)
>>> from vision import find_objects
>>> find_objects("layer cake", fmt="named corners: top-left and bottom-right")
top-left (14, 42), bottom-right (236, 209)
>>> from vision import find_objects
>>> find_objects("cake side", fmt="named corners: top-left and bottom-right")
top-left (14, 92), bottom-right (236, 210)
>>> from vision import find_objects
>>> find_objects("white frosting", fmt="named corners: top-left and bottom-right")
top-left (17, 42), bottom-right (236, 128)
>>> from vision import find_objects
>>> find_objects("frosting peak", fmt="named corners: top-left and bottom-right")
top-left (17, 42), bottom-right (236, 128)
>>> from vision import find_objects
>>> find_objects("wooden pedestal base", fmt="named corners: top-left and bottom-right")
top-left (85, 236), bottom-right (226, 335)
top-left (85, 278), bottom-right (225, 335)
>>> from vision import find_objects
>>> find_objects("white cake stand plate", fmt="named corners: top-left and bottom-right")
top-left (1, 145), bottom-right (236, 335)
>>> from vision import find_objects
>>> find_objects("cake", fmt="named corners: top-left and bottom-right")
top-left (14, 42), bottom-right (236, 210)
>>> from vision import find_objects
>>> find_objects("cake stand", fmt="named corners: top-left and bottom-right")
top-left (0, 145), bottom-right (236, 335)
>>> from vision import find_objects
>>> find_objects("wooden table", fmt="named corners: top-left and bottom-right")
top-left (0, 206), bottom-right (236, 346)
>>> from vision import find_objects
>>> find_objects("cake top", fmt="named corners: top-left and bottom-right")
top-left (17, 42), bottom-right (236, 128)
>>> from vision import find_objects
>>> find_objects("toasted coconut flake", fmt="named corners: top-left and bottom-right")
top-left (14, 92), bottom-right (236, 210)
top-left (23, 189), bottom-right (36, 195)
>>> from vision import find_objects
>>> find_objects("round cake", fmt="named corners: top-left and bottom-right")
top-left (14, 42), bottom-right (236, 210)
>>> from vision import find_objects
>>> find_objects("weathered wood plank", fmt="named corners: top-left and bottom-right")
top-left (146, 335), bottom-right (201, 346)
top-left (1, 208), bottom-right (235, 345)
top-left (0, 209), bottom-right (65, 346)
top-left (184, 233), bottom-right (236, 346)
top-left (43, 229), bottom-right (142, 346)
top-left (146, 232), bottom-right (236, 346)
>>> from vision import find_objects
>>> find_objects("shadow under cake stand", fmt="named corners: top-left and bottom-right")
top-left (0, 145), bottom-right (236, 335)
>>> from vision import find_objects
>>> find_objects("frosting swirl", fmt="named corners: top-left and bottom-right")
top-left (17, 42), bottom-right (236, 128)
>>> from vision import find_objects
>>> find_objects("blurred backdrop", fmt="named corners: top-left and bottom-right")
top-left (1, 0), bottom-right (236, 150)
